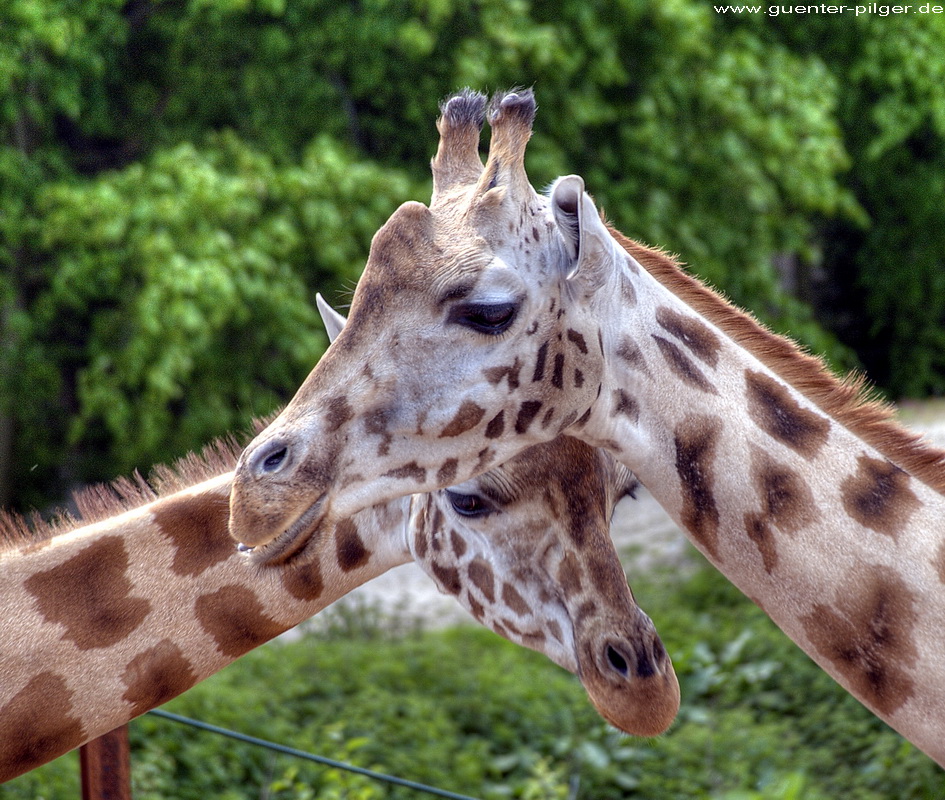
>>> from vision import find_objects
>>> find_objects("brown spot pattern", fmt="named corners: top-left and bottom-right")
top-left (841, 454), bottom-right (920, 539)
top-left (436, 458), bottom-right (458, 485)
top-left (483, 358), bottom-right (522, 390)
top-left (282, 556), bottom-right (324, 601)
top-left (439, 400), bottom-right (486, 438)
top-left (153, 493), bottom-right (233, 578)
top-left (612, 389), bottom-right (639, 422)
top-left (502, 583), bottom-right (532, 617)
top-left (620, 272), bottom-right (638, 305)
top-left (557, 553), bottom-right (584, 595)
top-left (431, 562), bottom-right (462, 595)
top-left (615, 336), bottom-right (648, 372)
top-left (195, 585), bottom-right (286, 658)
top-left (0, 673), bottom-right (85, 781)
top-left (656, 306), bottom-right (721, 366)
top-left (384, 461), bottom-right (427, 483)
top-left (552, 353), bottom-right (565, 389)
top-left (746, 370), bottom-right (830, 458)
top-left (450, 529), bottom-right (467, 558)
top-left (122, 640), bottom-right (198, 716)
top-left (485, 411), bottom-right (505, 439)
top-left (573, 368), bottom-right (584, 388)
top-left (652, 335), bottom-right (717, 394)
top-left (674, 416), bottom-right (722, 558)
top-left (532, 341), bottom-right (549, 381)
top-left (566, 329), bottom-right (588, 354)
top-left (468, 558), bottom-right (496, 602)
top-left (335, 518), bottom-right (371, 571)
top-left (324, 394), bottom-right (354, 432)
top-left (25, 536), bottom-right (151, 650)
top-left (801, 565), bottom-right (918, 715)
top-left (514, 400), bottom-right (543, 434)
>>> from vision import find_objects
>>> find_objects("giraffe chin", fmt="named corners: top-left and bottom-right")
top-left (249, 495), bottom-right (328, 567)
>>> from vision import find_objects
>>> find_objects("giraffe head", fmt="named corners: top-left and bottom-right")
top-left (412, 435), bottom-right (679, 736)
top-left (229, 88), bottom-right (623, 552)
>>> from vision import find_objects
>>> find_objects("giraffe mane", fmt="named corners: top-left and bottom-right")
top-left (0, 417), bottom-right (272, 554)
top-left (607, 224), bottom-right (945, 496)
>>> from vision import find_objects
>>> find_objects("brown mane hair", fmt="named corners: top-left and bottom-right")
top-left (0, 420), bottom-right (267, 554)
top-left (608, 225), bottom-right (945, 495)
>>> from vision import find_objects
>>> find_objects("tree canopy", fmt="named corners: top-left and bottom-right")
top-left (2, 0), bottom-right (943, 511)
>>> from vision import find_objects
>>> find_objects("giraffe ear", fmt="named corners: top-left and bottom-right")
top-left (316, 293), bottom-right (347, 343)
top-left (550, 175), bottom-right (614, 293)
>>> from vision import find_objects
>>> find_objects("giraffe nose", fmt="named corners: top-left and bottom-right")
top-left (248, 438), bottom-right (293, 478)
top-left (603, 637), bottom-right (663, 680)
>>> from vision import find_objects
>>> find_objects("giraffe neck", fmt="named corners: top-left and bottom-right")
top-left (0, 472), bottom-right (411, 782)
top-left (578, 230), bottom-right (945, 766)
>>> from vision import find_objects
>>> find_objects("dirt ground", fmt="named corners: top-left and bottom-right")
top-left (308, 402), bottom-right (945, 632)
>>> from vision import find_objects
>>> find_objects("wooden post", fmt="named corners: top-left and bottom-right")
top-left (79, 725), bottom-right (132, 800)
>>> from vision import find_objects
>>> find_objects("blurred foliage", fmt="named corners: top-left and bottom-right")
top-left (7, 562), bottom-right (944, 798)
top-left (2, 0), bottom-right (944, 509)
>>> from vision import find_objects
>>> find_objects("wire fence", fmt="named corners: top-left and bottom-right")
top-left (147, 709), bottom-right (481, 800)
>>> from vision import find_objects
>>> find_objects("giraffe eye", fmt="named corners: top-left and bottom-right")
top-left (449, 302), bottom-right (518, 335)
top-left (445, 490), bottom-right (494, 518)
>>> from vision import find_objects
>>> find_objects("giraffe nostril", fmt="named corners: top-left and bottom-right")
top-left (606, 645), bottom-right (629, 677)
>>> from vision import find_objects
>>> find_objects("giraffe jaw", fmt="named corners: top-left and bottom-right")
top-left (247, 493), bottom-right (327, 566)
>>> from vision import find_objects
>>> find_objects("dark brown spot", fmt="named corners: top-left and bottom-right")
top-left (574, 369), bottom-right (584, 388)
top-left (566, 329), bottom-right (588, 354)
top-left (552, 353), bottom-right (565, 389)
top-left (652, 335), bottom-right (717, 394)
top-left (25, 536), bottom-right (151, 650)
top-left (450, 529), bottom-right (468, 558)
top-left (281, 555), bottom-right (324, 601)
top-left (541, 406), bottom-right (556, 429)
top-left (468, 558), bottom-right (496, 603)
top-left (195, 585), bottom-right (287, 658)
top-left (514, 401), bottom-right (543, 434)
top-left (548, 619), bottom-right (564, 643)
top-left (615, 336), bottom-right (649, 373)
top-left (502, 583), bottom-right (532, 617)
top-left (612, 389), bottom-right (639, 422)
top-left (801, 565), bottom-right (918, 715)
top-left (365, 406), bottom-right (394, 457)
top-left (532, 341), bottom-right (549, 382)
top-left (324, 394), bottom-right (354, 432)
top-left (841, 454), bottom-right (920, 539)
top-left (439, 400), bottom-right (486, 438)
top-left (436, 458), bottom-right (458, 485)
top-left (153, 493), bottom-right (233, 578)
top-left (745, 370), bottom-right (830, 458)
top-left (754, 454), bottom-right (817, 533)
top-left (431, 562), bottom-right (462, 595)
top-left (743, 512), bottom-right (779, 573)
top-left (674, 416), bottom-right (722, 558)
top-left (575, 407), bottom-right (593, 427)
top-left (485, 411), bottom-right (505, 439)
top-left (557, 553), bottom-right (583, 595)
top-left (122, 640), bottom-right (198, 716)
top-left (468, 594), bottom-right (485, 621)
top-left (473, 447), bottom-right (496, 473)
top-left (483, 358), bottom-right (522, 390)
top-left (335, 519), bottom-right (371, 571)
top-left (500, 618), bottom-right (525, 638)
top-left (620, 272), bottom-right (638, 306)
top-left (0, 673), bottom-right (85, 781)
top-left (656, 306), bottom-right (721, 366)
top-left (384, 461), bottom-right (427, 483)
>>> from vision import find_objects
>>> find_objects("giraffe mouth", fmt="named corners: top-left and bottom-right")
top-left (248, 494), bottom-right (328, 566)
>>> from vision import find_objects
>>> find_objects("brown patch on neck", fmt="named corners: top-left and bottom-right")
top-left (609, 226), bottom-right (945, 494)
top-left (673, 415), bottom-right (722, 559)
top-left (841, 455), bottom-right (920, 539)
top-left (122, 640), bottom-right (198, 716)
top-left (745, 370), bottom-right (830, 458)
top-left (0, 673), bottom-right (86, 782)
top-left (25, 536), bottom-right (151, 650)
top-left (153, 491), bottom-right (233, 577)
top-left (195, 585), bottom-right (287, 658)
top-left (335, 519), bottom-right (372, 572)
top-left (801, 565), bottom-right (918, 716)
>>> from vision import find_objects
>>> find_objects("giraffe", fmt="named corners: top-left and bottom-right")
top-left (0, 432), bottom-right (678, 783)
top-left (228, 88), bottom-right (945, 767)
